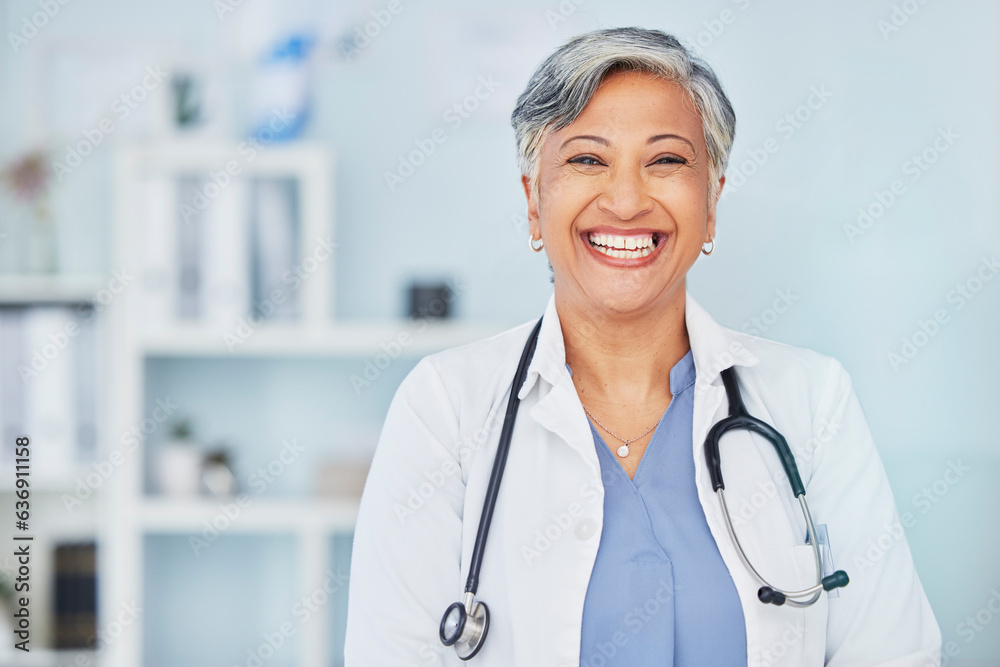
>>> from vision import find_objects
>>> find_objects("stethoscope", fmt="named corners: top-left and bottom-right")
top-left (439, 314), bottom-right (849, 659)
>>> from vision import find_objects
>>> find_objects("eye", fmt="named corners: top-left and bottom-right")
top-left (568, 155), bottom-right (604, 166)
top-left (651, 155), bottom-right (687, 166)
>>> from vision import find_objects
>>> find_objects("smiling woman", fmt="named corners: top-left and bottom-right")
top-left (345, 27), bottom-right (940, 667)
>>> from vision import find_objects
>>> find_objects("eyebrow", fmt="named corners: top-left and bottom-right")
top-left (647, 134), bottom-right (695, 150)
top-left (561, 133), bottom-right (695, 150)
top-left (561, 134), bottom-right (609, 148)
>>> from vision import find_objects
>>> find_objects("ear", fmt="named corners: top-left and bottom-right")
top-left (706, 174), bottom-right (725, 241)
top-left (521, 174), bottom-right (541, 238)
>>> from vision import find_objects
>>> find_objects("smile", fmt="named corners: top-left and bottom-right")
top-left (585, 231), bottom-right (665, 262)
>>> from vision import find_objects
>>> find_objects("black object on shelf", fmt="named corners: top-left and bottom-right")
top-left (408, 281), bottom-right (454, 320)
top-left (53, 542), bottom-right (97, 649)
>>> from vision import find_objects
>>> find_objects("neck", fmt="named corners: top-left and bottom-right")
top-left (557, 282), bottom-right (690, 406)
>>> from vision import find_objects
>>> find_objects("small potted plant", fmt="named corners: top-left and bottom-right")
top-left (156, 418), bottom-right (203, 497)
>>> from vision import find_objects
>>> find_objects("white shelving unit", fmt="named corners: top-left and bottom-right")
top-left (0, 273), bottom-right (105, 657)
top-left (105, 142), bottom-right (504, 666)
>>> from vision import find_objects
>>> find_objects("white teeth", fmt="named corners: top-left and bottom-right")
top-left (587, 232), bottom-right (657, 259)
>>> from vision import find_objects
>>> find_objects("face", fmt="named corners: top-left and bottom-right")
top-left (523, 69), bottom-right (724, 316)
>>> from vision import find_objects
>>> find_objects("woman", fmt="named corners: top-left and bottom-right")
top-left (345, 27), bottom-right (940, 666)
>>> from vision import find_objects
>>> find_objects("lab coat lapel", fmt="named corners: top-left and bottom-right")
top-left (519, 294), bottom-right (602, 476)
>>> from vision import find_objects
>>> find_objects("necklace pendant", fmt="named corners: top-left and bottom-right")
top-left (616, 444), bottom-right (630, 458)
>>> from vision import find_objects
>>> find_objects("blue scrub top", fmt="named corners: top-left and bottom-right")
top-left (570, 350), bottom-right (747, 666)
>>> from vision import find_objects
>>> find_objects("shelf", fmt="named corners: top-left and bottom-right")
top-left (139, 496), bottom-right (360, 533)
top-left (0, 464), bottom-right (102, 494)
top-left (122, 141), bottom-right (330, 175)
top-left (0, 274), bottom-right (108, 305)
top-left (140, 320), bottom-right (512, 357)
top-left (0, 648), bottom-right (96, 666)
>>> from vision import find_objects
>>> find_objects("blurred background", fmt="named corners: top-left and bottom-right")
top-left (0, 0), bottom-right (996, 665)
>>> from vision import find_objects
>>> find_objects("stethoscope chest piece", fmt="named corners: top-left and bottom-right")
top-left (440, 594), bottom-right (491, 660)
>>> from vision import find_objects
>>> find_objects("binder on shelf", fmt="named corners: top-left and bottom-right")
top-left (0, 307), bottom-right (24, 463)
top-left (52, 542), bottom-right (97, 650)
top-left (73, 306), bottom-right (99, 463)
top-left (0, 305), bottom-right (99, 470)
top-left (200, 177), bottom-right (251, 331)
top-left (22, 307), bottom-right (78, 479)
top-left (250, 177), bottom-right (300, 321)
top-left (176, 176), bottom-right (202, 320)
top-left (137, 176), bottom-right (180, 331)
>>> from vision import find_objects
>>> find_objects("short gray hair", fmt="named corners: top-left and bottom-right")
top-left (511, 27), bottom-right (736, 204)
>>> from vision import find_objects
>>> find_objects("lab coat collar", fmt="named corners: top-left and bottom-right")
top-left (517, 290), bottom-right (760, 401)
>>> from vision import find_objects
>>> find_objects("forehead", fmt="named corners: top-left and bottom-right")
top-left (552, 70), bottom-right (703, 143)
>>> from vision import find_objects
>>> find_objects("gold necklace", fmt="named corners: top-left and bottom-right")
top-left (580, 403), bottom-right (661, 458)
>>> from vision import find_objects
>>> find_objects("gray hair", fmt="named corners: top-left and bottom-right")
top-left (511, 27), bottom-right (736, 204)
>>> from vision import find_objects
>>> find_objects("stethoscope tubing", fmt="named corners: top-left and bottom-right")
top-left (718, 488), bottom-right (823, 607)
top-left (465, 315), bottom-right (544, 597)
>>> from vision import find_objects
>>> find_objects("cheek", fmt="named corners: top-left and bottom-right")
top-left (538, 178), bottom-right (593, 225)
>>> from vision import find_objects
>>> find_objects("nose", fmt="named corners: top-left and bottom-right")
top-left (596, 165), bottom-right (654, 221)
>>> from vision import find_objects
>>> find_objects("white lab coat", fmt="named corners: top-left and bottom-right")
top-left (344, 291), bottom-right (941, 666)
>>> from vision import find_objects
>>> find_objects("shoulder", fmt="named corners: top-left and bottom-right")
top-left (394, 318), bottom-right (538, 423)
top-left (722, 326), bottom-right (853, 423)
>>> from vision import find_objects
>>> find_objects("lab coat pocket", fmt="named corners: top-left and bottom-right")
top-left (777, 544), bottom-right (828, 667)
